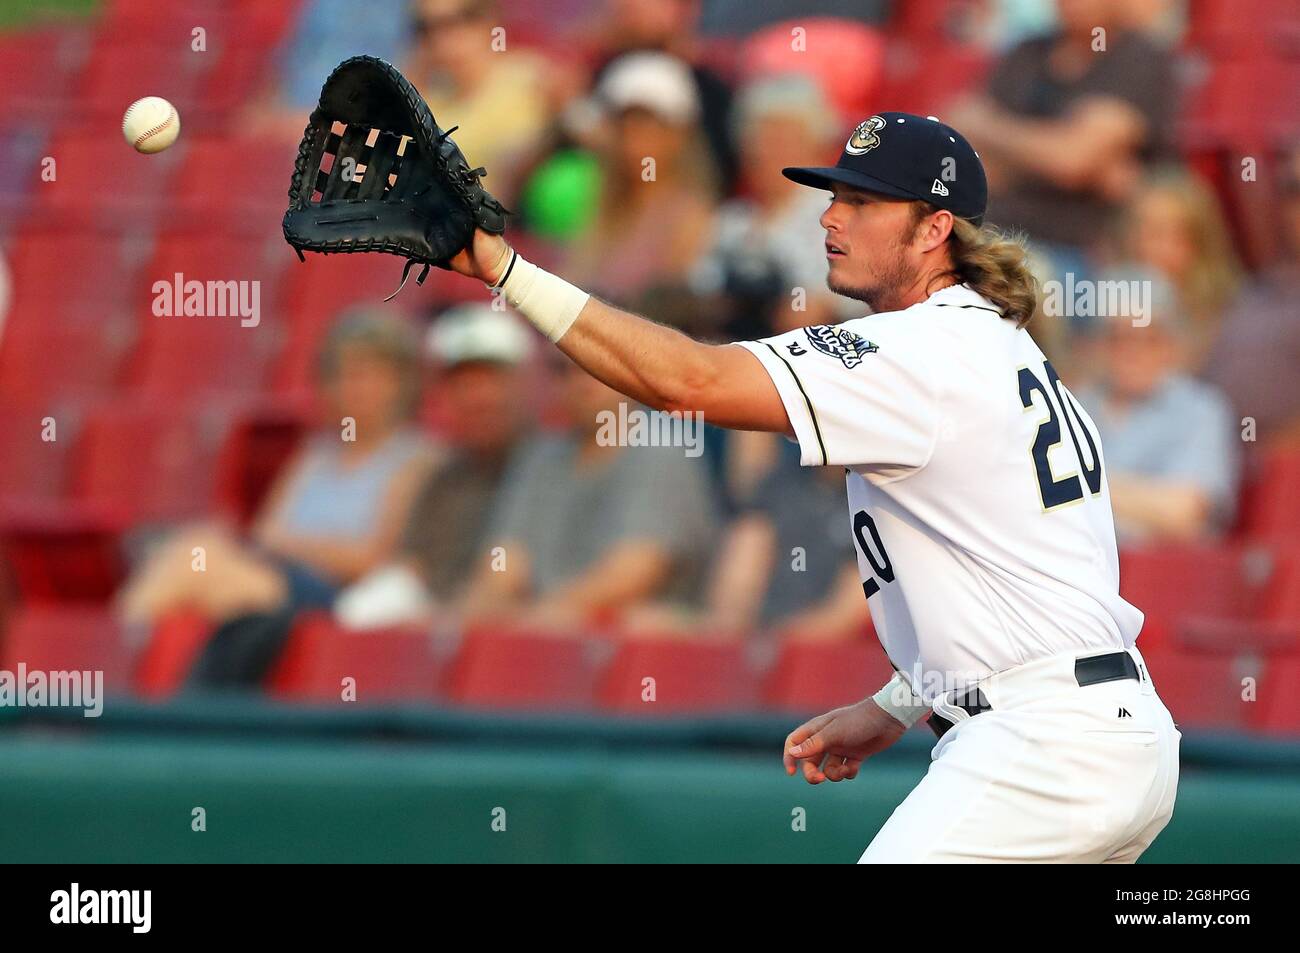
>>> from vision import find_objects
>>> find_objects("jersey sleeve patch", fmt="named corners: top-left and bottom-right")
top-left (738, 322), bottom-right (940, 471)
top-left (803, 325), bottom-right (879, 368)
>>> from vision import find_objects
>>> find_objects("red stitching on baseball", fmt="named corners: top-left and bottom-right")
top-left (131, 107), bottom-right (176, 148)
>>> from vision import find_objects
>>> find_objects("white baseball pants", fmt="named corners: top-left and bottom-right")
top-left (860, 645), bottom-right (1181, 863)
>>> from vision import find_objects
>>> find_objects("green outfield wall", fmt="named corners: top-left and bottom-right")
top-left (0, 700), bottom-right (1296, 863)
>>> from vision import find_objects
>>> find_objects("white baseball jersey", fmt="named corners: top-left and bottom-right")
top-left (738, 283), bottom-right (1144, 702)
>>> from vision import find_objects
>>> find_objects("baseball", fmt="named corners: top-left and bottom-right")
top-left (122, 96), bottom-right (180, 154)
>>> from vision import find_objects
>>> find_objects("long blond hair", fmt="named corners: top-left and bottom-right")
top-left (1120, 166), bottom-right (1242, 326)
top-left (920, 203), bottom-right (1040, 327)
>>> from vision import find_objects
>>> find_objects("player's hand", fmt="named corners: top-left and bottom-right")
top-left (448, 228), bottom-right (512, 284)
top-left (783, 699), bottom-right (908, 784)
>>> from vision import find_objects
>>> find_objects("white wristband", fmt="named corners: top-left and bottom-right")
top-left (487, 250), bottom-right (590, 343)
top-left (870, 672), bottom-right (929, 728)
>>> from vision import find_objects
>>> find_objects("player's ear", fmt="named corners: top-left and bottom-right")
top-left (919, 208), bottom-right (955, 253)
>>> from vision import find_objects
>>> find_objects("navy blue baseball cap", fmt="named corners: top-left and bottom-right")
top-left (784, 112), bottom-right (988, 225)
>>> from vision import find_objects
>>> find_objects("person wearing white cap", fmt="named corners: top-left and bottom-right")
top-left (336, 305), bottom-right (535, 628)
top-left (426, 301), bottom-right (535, 368)
top-left (560, 51), bottom-right (717, 308)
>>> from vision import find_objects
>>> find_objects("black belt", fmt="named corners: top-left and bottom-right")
top-left (927, 651), bottom-right (1140, 739)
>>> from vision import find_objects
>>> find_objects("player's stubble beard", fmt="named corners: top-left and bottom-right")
top-left (827, 217), bottom-right (920, 314)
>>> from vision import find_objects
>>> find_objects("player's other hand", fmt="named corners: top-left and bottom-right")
top-left (448, 228), bottom-right (512, 284)
top-left (783, 699), bottom-right (908, 784)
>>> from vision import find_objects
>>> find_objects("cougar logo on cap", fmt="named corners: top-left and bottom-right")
top-left (845, 116), bottom-right (886, 155)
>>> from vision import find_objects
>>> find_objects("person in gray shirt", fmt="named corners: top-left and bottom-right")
top-left (1076, 272), bottom-right (1240, 543)
top-left (459, 358), bottom-right (717, 631)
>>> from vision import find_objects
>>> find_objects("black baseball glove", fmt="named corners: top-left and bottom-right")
top-left (282, 54), bottom-right (508, 298)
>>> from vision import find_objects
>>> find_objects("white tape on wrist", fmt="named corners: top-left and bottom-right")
top-left (487, 250), bottom-right (590, 343)
top-left (870, 672), bottom-right (929, 728)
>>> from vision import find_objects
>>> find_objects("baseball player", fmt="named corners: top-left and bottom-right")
top-left (446, 112), bottom-right (1181, 863)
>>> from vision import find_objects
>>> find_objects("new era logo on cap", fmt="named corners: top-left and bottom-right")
top-left (782, 112), bottom-right (988, 225)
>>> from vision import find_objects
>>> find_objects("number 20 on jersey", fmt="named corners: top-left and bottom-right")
top-left (1019, 360), bottom-right (1104, 511)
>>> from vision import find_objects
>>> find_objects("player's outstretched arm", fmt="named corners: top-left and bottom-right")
top-left (448, 230), bottom-right (793, 435)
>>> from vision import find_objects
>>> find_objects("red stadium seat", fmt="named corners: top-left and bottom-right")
top-left (70, 41), bottom-right (206, 124)
top-left (0, 404), bottom-right (73, 504)
top-left (1256, 653), bottom-right (1300, 735)
top-left (211, 403), bottom-right (309, 526)
top-left (69, 400), bottom-right (217, 523)
top-left (0, 606), bottom-right (132, 696)
top-left (1142, 647), bottom-right (1261, 732)
top-left (1178, 57), bottom-right (1295, 152)
top-left (3, 228), bottom-right (140, 322)
top-left (94, 0), bottom-right (236, 44)
top-left (443, 626), bottom-right (596, 710)
top-left (27, 131), bottom-right (182, 227)
top-left (191, 44), bottom-right (279, 125)
top-left (84, 3), bottom-right (293, 131)
top-left (1184, 0), bottom-right (1285, 57)
top-left (170, 134), bottom-right (300, 230)
top-left (873, 39), bottom-right (991, 117)
top-left (133, 609), bottom-right (212, 698)
top-left (0, 27), bottom-right (88, 122)
top-left (597, 639), bottom-right (758, 714)
top-left (1262, 552), bottom-right (1300, 625)
top-left (1237, 451), bottom-right (1300, 545)
top-left (737, 19), bottom-right (887, 125)
top-left (95, 0), bottom-right (301, 49)
top-left (877, 3), bottom-right (991, 115)
top-left (887, 0), bottom-right (981, 38)
top-left (124, 231), bottom-right (286, 399)
top-left (0, 502), bottom-right (126, 604)
top-left (269, 613), bottom-right (441, 703)
top-left (0, 318), bottom-right (128, 403)
top-left (1119, 545), bottom-right (1247, 652)
top-left (233, 0), bottom-right (305, 49)
top-left (1179, 550), bottom-right (1300, 653)
top-left (763, 638), bottom-right (896, 714)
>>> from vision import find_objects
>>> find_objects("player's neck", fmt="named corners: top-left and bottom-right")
top-left (889, 269), bottom-right (961, 312)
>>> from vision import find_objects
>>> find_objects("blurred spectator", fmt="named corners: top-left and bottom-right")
top-left (968, 0), bottom-right (1061, 52)
top-left (402, 0), bottom-right (560, 204)
top-left (335, 305), bottom-right (535, 627)
top-left (246, 0), bottom-right (406, 136)
top-left (620, 454), bottom-right (869, 643)
top-left (1115, 0), bottom-right (1187, 45)
top-left (1076, 271), bottom-right (1240, 543)
top-left (706, 459), bottom-right (869, 643)
top-left (688, 74), bottom-right (859, 509)
top-left (1114, 166), bottom-right (1242, 370)
top-left (691, 74), bottom-right (858, 343)
top-left (459, 358), bottom-right (716, 632)
top-left (560, 52), bottom-right (716, 312)
top-left (281, 0), bottom-right (406, 102)
top-left (1203, 144), bottom-right (1300, 453)
top-left (120, 312), bottom-right (437, 679)
top-left (583, 0), bottom-right (737, 193)
top-left (949, 0), bottom-right (1175, 279)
